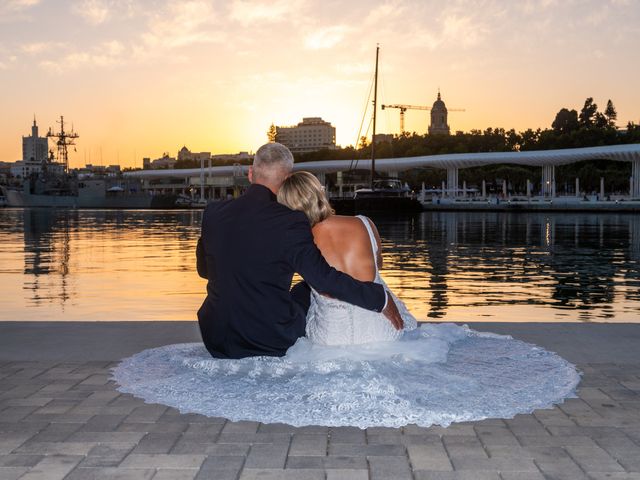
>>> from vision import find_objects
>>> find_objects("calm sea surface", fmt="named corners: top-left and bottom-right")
top-left (1, 208), bottom-right (639, 322)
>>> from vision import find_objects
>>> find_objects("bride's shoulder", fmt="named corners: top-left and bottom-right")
top-left (314, 215), bottom-right (363, 232)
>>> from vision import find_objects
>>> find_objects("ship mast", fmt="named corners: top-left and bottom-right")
top-left (47, 116), bottom-right (79, 172)
top-left (370, 45), bottom-right (380, 190)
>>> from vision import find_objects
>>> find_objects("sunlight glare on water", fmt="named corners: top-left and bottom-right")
top-left (0, 208), bottom-right (639, 322)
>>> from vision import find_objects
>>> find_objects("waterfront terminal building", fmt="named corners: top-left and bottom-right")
top-left (275, 117), bottom-right (336, 154)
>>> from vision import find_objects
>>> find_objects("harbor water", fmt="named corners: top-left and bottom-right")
top-left (0, 208), bottom-right (639, 322)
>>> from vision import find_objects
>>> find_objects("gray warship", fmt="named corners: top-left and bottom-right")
top-left (1, 116), bottom-right (176, 209)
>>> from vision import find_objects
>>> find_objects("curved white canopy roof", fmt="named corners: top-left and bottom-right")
top-left (124, 143), bottom-right (640, 179)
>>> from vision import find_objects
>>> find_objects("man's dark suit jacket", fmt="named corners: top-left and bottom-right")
top-left (196, 183), bottom-right (386, 359)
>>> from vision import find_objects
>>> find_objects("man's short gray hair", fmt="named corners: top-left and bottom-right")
top-left (253, 143), bottom-right (294, 184)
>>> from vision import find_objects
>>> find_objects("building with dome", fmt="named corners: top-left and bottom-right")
top-left (428, 91), bottom-right (450, 135)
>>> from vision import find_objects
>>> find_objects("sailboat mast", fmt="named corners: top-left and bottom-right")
top-left (370, 44), bottom-right (379, 190)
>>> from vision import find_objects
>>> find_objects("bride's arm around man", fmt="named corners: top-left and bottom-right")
top-left (196, 142), bottom-right (402, 359)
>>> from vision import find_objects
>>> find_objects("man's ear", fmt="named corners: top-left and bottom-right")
top-left (248, 166), bottom-right (253, 183)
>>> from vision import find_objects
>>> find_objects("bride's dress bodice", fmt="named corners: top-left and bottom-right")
top-left (306, 215), bottom-right (417, 345)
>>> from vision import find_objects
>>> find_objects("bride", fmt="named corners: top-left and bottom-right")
top-left (112, 171), bottom-right (580, 428)
top-left (276, 171), bottom-right (417, 346)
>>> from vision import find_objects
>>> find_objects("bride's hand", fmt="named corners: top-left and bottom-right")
top-left (382, 293), bottom-right (403, 331)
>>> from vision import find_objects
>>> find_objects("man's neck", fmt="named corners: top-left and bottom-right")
top-left (252, 180), bottom-right (280, 195)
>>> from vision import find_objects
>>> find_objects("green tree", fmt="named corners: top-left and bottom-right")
top-left (604, 99), bottom-right (617, 126)
top-left (552, 108), bottom-right (579, 134)
top-left (579, 97), bottom-right (598, 127)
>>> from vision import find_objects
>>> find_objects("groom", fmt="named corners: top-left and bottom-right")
top-left (196, 142), bottom-right (402, 359)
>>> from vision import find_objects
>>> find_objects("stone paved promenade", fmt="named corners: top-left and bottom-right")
top-left (1, 322), bottom-right (639, 480)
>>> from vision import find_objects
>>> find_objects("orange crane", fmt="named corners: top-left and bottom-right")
top-left (381, 104), bottom-right (465, 134)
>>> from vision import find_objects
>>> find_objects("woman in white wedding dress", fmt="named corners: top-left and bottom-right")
top-left (112, 172), bottom-right (580, 428)
top-left (276, 171), bottom-right (416, 347)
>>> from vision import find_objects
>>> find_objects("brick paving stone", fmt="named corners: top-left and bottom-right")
top-left (328, 443), bottom-right (406, 456)
top-left (450, 456), bottom-right (539, 472)
top-left (499, 473), bottom-right (546, 480)
top-left (0, 406), bottom-right (39, 422)
top-left (402, 434), bottom-right (443, 446)
top-left (296, 425), bottom-right (329, 435)
top-left (0, 433), bottom-right (39, 454)
top-left (195, 456), bottom-right (245, 480)
top-left (153, 469), bottom-right (198, 480)
top-left (565, 445), bottom-right (626, 472)
top-left (475, 425), bottom-right (520, 446)
top-left (0, 454), bottom-right (44, 467)
top-left (285, 455), bottom-right (367, 469)
top-left (240, 469), bottom-right (325, 480)
top-left (124, 405), bottom-right (168, 423)
top-left (68, 431), bottom-right (146, 443)
top-left (2, 397), bottom-right (52, 407)
top-left (407, 443), bottom-right (452, 471)
top-left (22, 412), bottom-right (95, 424)
top-left (79, 443), bottom-right (136, 468)
top-left (244, 443), bottom-right (290, 469)
top-left (414, 472), bottom-right (500, 480)
top-left (427, 425), bottom-right (475, 436)
top-left (326, 470), bottom-right (368, 480)
top-left (369, 455), bottom-right (413, 480)
top-left (120, 454), bottom-right (206, 469)
top-left (0, 466), bottom-right (29, 480)
top-left (283, 456), bottom-right (323, 469)
top-left (258, 422), bottom-right (298, 434)
top-left (15, 440), bottom-right (98, 455)
top-left (184, 423), bottom-right (223, 436)
top-left (158, 412), bottom-right (212, 424)
top-left (587, 474), bottom-right (640, 480)
top-left (367, 433), bottom-right (404, 444)
top-left (65, 467), bottom-right (156, 479)
top-left (289, 433), bottom-right (327, 456)
top-left (131, 432), bottom-right (182, 454)
top-left (517, 435), bottom-right (598, 447)
top-left (217, 432), bottom-right (291, 444)
top-left (533, 408), bottom-right (577, 427)
top-left (329, 426), bottom-right (366, 444)
top-left (18, 454), bottom-right (84, 480)
top-left (533, 454), bottom-right (586, 479)
top-left (78, 414), bottom-right (129, 432)
top-left (221, 420), bottom-right (259, 434)
top-left (172, 440), bottom-right (251, 456)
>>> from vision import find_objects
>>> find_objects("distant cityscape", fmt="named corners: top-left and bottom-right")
top-left (0, 92), bottom-right (454, 182)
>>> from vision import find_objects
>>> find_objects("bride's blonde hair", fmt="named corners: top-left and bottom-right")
top-left (277, 171), bottom-right (334, 226)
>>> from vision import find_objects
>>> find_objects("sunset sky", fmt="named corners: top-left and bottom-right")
top-left (1, 0), bottom-right (639, 168)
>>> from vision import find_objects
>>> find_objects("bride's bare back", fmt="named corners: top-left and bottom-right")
top-left (311, 215), bottom-right (383, 282)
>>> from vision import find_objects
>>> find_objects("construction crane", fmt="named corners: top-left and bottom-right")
top-left (381, 103), bottom-right (465, 135)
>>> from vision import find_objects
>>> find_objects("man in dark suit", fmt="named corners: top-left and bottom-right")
top-left (196, 142), bottom-right (402, 359)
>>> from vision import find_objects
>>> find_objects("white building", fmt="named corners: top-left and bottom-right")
top-left (10, 118), bottom-right (55, 178)
top-left (275, 117), bottom-right (336, 154)
top-left (23, 118), bottom-right (49, 163)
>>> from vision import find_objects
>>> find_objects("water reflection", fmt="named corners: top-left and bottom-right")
top-left (0, 209), bottom-right (639, 322)
top-left (373, 211), bottom-right (640, 322)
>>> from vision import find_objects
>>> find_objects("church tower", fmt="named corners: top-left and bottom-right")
top-left (428, 91), bottom-right (450, 135)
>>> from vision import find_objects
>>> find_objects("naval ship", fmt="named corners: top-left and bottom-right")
top-left (1, 117), bottom-right (176, 209)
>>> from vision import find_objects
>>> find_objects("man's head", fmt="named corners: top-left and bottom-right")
top-left (250, 143), bottom-right (294, 193)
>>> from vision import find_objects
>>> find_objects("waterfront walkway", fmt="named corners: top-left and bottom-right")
top-left (1, 321), bottom-right (639, 480)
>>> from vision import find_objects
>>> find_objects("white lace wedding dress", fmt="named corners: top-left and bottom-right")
top-left (304, 215), bottom-right (417, 346)
top-left (112, 216), bottom-right (580, 428)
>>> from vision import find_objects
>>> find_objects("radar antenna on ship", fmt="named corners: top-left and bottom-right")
top-left (46, 116), bottom-right (79, 172)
